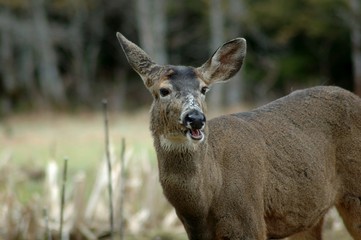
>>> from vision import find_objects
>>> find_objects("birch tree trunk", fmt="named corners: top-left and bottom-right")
top-left (136, 0), bottom-right (156, 58)
top-left (135, 0), bottom-right (167, 64)
top-left (348, 0), bottom-right (361, 96)
top-left (153, 0), bottom-right (168, 64)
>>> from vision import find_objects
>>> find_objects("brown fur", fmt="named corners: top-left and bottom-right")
top-left (116, 32), bottom-right (361, 240)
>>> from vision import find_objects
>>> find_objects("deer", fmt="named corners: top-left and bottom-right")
top-left (116, 32), bottom-right (361, 240)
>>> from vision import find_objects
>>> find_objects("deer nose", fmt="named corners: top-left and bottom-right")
top-left (183, 110), bottom-right (206, 130)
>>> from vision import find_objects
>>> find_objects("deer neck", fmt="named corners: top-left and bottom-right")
top-left (154, 133), bottom-right (221, 213)
top-left (155, 135), bottom-right (208, 175)
top-left (149, 110), bottom-right (222, 214)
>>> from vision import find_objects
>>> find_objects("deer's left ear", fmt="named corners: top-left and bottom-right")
top-left (197, 38), bottom-right (246, 85)
top-left (116, 32), bottom-right (162, 89)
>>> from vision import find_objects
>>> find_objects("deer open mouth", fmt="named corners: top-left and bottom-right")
top-left (181, 109), bottom-right (206, 141)
top-left (186, 128), bottom-right (204, 141)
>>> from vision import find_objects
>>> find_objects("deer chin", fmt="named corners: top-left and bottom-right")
top-left (159, 131), bottom-right (204, 152)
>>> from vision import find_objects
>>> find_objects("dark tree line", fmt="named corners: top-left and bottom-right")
top-left (0, 0), bottom-right (360, 115)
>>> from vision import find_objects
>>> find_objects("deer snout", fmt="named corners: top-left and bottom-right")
top-left (183, 110), bottom-right (206, 130)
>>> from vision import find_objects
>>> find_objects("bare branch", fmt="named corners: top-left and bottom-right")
top-left (43, 208), bottom-right (52, 240)
top-left (59, 157), bottom-right (68, 240)
top-left (119, 138), bottom-right (126, 240)
top-left (102, 99), bottom-right (114, 240)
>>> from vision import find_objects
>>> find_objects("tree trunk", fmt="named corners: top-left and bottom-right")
top-left (85, 4), bottom-right (105, 107)
top-left (225, 0), bottom-right (246, 106)
top-left (32, 0), bottom-right (65, 105)
top-left (0, 24), bottom-right (16, 94)
top-left (135, 0), bottom-right (167, 64)
top-left (69, 4), bottom-right (91, 104)
top-left (153, 0), bottom-right (168, 64)
top-left (349, 0), bottom-right (361, 96)
top-left (136, 0), bottom-right (155, 57)
top-left (18, 45), bottom-right (36, 97)
top-left (208, 0), bottom-right (225, 109)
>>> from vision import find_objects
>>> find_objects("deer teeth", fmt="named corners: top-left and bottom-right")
top-left (187, 129), bottom-right (203, 141)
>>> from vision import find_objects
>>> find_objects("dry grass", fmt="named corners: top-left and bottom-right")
top-left (0, 110), bottom-right (354, 239)
top-left (1, 110), bottom-right (185, 239)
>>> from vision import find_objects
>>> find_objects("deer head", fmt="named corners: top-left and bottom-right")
top-left (116, 33), bottom-right (246, 149)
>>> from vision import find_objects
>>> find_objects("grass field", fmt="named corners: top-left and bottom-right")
top-left (0, 110), bottom-right (353, 239)
top-left (1, 110), bottom-right (154, 169)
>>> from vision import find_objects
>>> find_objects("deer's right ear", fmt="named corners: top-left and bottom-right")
top-left (197, 38), bottom-right (246, 86)
top-left (116, 32), bottom-right (161, 89)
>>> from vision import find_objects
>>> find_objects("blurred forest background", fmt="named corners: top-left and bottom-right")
top-left (0, 0), bottom-right (360, 115)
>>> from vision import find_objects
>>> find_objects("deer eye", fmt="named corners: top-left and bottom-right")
top-left (201, 86), bottom-right (209, 95)
top-left (159, 88), bottom-right (171, 97)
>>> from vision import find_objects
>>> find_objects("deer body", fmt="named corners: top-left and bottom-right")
top-left (117, 33), bottom-right (361, 239)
